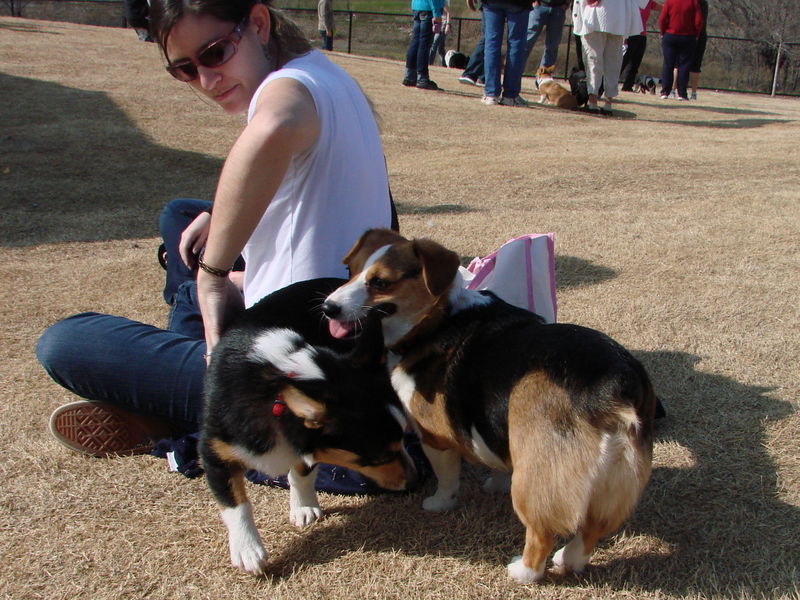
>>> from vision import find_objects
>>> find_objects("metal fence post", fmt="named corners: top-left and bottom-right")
top-left (771, 40), bottom-right (782, 97)
top-left (347, 11), bottom-right (353, 54)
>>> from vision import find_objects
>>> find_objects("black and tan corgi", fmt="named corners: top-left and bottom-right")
top-left (321, 230), bottom-right (656, 583)
top-left (201, 279), bottom-right (416, 575)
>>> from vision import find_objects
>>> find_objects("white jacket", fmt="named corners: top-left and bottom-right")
top-left (572, 0), bottom-right (650, 37)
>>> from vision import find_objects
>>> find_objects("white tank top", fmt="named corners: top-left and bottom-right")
top-left (242, 51), bottom-right (391, 308)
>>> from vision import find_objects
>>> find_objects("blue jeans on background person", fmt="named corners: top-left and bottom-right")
top-left (482, 1), bottom-right (530, 99)
top-left (525, 4), bottom-right (567, 68)
top-left (661, 32), bottom-right (696, 99)
top-left (319, 29), bottom-right (333, 51)
top-left (429, 30), bottom-right (447, 66)
top-left (404, 10), bottom-right (434, 83)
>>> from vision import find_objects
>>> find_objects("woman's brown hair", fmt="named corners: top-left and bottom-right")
top-left (148, 0), bottom-right (312, 67)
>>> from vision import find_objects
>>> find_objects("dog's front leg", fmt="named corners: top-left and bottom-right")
top-left (288, 462), bottom-right (323, 526)
top-left (420, 445), bottom-right (462, 511)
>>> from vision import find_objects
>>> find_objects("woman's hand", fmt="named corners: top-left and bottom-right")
top-left (197, 271), bottom-right (244, 361)
top-left (179, 211), bottom-right (212, 269)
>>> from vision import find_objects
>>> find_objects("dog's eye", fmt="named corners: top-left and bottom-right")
top-left (368, 276), bottom-right (391, 291)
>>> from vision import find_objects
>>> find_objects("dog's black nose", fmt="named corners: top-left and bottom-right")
top-left (320, 301), bottom-right (341, 319)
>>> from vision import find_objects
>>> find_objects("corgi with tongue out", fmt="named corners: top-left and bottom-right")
top-left (321, 228), bottom-right (656, 584)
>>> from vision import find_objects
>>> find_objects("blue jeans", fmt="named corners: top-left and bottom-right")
top-left (482, 2), bottom-right (531, 99)
top-left (405, 10), bottom-right (434, 81)
top-left (36, 311), bottom-right (207, 432)
top-left (525, 4), bottom-right (567, 68)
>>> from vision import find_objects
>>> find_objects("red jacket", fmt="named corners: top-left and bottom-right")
top-left (659, 0), bottom-right (704, 37)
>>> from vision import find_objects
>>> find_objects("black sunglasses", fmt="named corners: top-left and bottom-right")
top-left (166, 18), bottom-right (248, 82)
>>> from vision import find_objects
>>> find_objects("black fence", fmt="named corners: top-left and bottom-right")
top-left (5, 0), bottom-right (799, 96)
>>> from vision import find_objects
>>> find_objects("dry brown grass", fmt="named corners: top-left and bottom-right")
top-left (2, 16), bottom-right (799, 600)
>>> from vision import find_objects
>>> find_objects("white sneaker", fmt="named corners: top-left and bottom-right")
top-left (501, 95), bottom-right (529, 107)
top-left (481, 95), bottom-right (499, 105)
top-left (458, 75), bottom-right (477, 86)
top-left (660, 94), bottom-right (669, 100)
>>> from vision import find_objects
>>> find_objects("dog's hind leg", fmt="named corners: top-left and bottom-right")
top-left (420, 445), bottom-right (461, 511)
top-left (288, 462), bottom-right (323, 526)
top-left (507, 528), bottom-right (556, 583)
top-left (201, 438), bottom-right (269, 575)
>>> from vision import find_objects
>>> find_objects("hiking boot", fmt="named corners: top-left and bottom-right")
top-left (49, 401), bottom-right (168, 457)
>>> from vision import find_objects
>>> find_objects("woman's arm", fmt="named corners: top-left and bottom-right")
top-left (198, 76), bottom-right (321, 354)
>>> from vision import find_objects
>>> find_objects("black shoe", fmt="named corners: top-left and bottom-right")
top-left (402, 78), bottom-right (417, 87)
top-left (416, 79), bottom-right (439, 90)
top-left (157, 243), bottom-right (167, 270)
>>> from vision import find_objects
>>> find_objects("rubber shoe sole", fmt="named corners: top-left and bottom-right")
top-left (49, 401), bottom-right (158, 457)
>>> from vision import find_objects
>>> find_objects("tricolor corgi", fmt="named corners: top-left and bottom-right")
top-left (321, 230), bottom-right (656, 583)
top-left (201, 278), bottom-right (416, 575)
top-left (535, 65), bottom-right (579, 109)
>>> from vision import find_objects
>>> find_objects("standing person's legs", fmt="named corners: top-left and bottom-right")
top-left (675, 35), bottom-right (696, 99)
top-left (574, 33), bottom-right (585, 71)
top-left (482, 3), bottom-right (506, 99)
top-left (601, 33), bottom-right (624, 100)
top-left (689, 30), bottom-right (707, 98)
top-left (500, 6), bottom-right (531, 100)
top-left (525, 5), bottom-right (546, 59)
top-left (540, 5), bottom-right (566, 67)
top-left (581, 31), bottom-right (605, 107)
top-left (404, 12), bottom-right (423, 85)
top-left (460, 21), bottom-right (486, 83)
top-left (660, 32), bottom-right (678, 96)
top-left (620, 34), bottom-right (646, 90)
top-left (414, 10), bottom-right (435, 85)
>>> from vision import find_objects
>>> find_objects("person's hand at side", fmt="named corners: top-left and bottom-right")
top-left (198, 270), bottom-right (244, 361)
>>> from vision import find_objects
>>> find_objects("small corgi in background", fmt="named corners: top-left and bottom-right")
top-left (535, 65), bottom-right (578, 109)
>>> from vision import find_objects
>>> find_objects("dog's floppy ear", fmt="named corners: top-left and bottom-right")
top-left (342, 228), bottom-right (407, 275)
top-left (281, 386), bottom-right (327, 429)
top-left (412, 238), bottom-right (461, 297)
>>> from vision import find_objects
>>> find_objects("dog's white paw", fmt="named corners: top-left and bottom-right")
top-left (507, 555), bottom-right (545, 584)
top-left (230, 539), bottom-right (269, 576)
top-left (422, 493), bottom-right (457, 512)
top-left (552, 539), bottom-right (589, 574)
top-left (290, 505), bottom-right (323, 527)
top-left (482, 471), bottom-right (511, 493)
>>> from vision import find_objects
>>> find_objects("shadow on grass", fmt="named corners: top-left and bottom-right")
top-left (0, 72), bottom-right (223, 247)
top-left (267, 349), bottom-right (798, 597)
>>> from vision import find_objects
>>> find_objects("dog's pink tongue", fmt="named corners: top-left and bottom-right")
top-left (328, 319), bottom-right (354, 339)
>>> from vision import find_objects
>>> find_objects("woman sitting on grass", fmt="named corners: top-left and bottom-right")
top-left (36, 0), bottom-right (400, 492)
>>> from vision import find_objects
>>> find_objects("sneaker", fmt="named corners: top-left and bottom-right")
top-left (677, 95), bottom-right (688, 101)
top-left (416, 79), bottom-right (439, 91)
top-left (660, 94), bottom-right (669, 100)
top-left (476, 77), bottom-right (485, 87)
top-left (402, 78), bottom-right (417, 87)
top-left (501, 95), bottom-right (529, 107)
top-left (49, 401), bottom-right (166, 457)
top-left (458, 74), bottom-right (477, 86)
top-left (690, 91), bottom-right (697, 100)
top-left (481, 95), bottom-right (500, 105)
